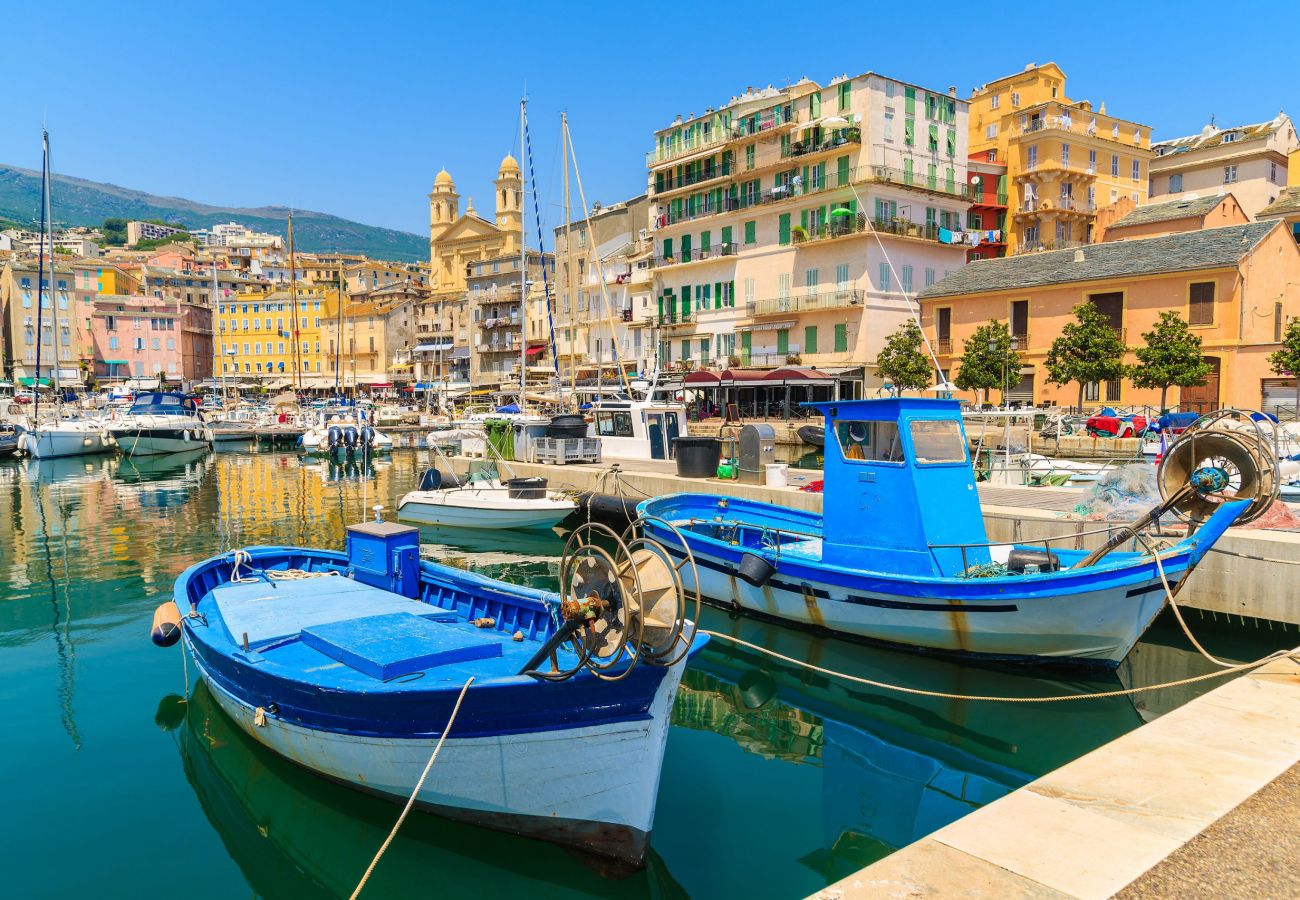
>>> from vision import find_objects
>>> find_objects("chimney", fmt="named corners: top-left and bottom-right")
top-left (948, 86), bottom-right (956, 96)
top-left (1073, 249), bottom-right (1086, 262)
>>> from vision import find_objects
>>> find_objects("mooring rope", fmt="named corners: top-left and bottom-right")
top-left (349, 676), bottom-right (474, 899)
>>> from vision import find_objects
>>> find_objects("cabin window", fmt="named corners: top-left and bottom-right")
top-left (594, 411), bottom-right (633, 437)
top-left (835, 420), bottom-right (904, 463)
top-left (909, 420), bottom-right (967, 464)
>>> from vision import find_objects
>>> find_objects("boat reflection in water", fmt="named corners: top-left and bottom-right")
top-left (671, 612), bottom-right (1145, 882)
top-left (115, 448), bottom-right (209, 510)
top-left (175, 682), bottom-right (688, 900)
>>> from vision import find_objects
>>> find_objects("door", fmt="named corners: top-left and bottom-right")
top-left (665, 411), bottom-right (681, 458)
top-left (1179, 357), bottom-right (1220, 414)
top-left (1261, 378), bottom-right (1298, 420)
top-left (647, 414), bottom-right (665, 459)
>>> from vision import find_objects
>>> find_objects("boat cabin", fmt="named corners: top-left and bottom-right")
top-left (588, 398), bottom-right (688, 461)
top-left (129, 392), bottom-right (202, 417)
top-left (808, 398), bottom-right (990, 575)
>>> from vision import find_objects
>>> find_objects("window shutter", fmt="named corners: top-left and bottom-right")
top-left (903, 157), bottom-right (913, 184)
top-left (800, 209), bottom-right (808, 230)
top-left (721, 225), bottom-right (733, 247)
top-left (729, 280), bottom-right (735, 307)
top-left (1189, 282), bottom-right (1215, 325)
top-left (744, 220), bottom-right (756, 244)
top-left (701, 230), bottom-right (711, 252)
top-left (904, 118), bottom-right (915, 145)
top-left (837, 155), bottom-right (850, 186)
top-left (904, 87), bottom-right (915, 115)
top-left (777, 329), bottom-right (789, 355)
top-left (778, 213), bottom-right (791, 245)
top-left (715, 282), bottom-right (723, 309)
top-left (811, 92), bottom-right (821, 117)
top-left (834, 323), bottom-right (848, 353)
top-left (805, 325), bottom-right (818, 354)
top-left (663, 238), bottom-right (672, 260)
top-left (741, 331), bottom-right (752, 352)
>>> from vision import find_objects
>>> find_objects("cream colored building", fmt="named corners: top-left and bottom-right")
top-left (649, 73), bottom-right (972, 383)
top-left (1149, 113), bottom-right (1297, 220)
top-left (419, 157), bottom-right (523, 385)
top-left (324, 296), bottom-right (417, 393)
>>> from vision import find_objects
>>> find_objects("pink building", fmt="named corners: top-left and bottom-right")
top-left (91, 294), bottom-right (186, 385)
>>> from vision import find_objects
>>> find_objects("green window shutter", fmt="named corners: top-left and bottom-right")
top-left (837, 155), bottom-right (850, 186)
top-left (849, 198), bottom-right (857, 215)
top-left (805, 325), bottom-right (818, 355)
top-left (662, 238), bottom-right (672, 260)
top-left (780, 134), bottom-right (791, 157)
top-left (904, 118), bottom-right (915, 145)
top-left (904, 86), bottom-right (915, 115)
top-left (681, 339), bottom-right (690, 360)
top-left (657, 295), bottom-right (664, 320)
top-left (928, 123), bottom-right (938, 150)
top-left (776, 329), bottom-right (789, 355)
top-left (681, 234), bottom-right (692, 258)
top-left (655, 171), bottom-right (664, 193)
top-left (729, 280), bottom-right (735, 307)
top-left (802, 165), bottom-right (810, 185)
top-left (945, 167), bottom-right (955, 194)
top-left (800, 209), bottom-right (808, 230)
top-left (744, 220), bottom-right (756, 244)
top-left (778, 213), bottom-right (791, 245)
top-left (838, 82), bottom-right (850, 111)
top-left (927, 163), bottom-right (937, 189)
top-left (721, 225), bottom-right (732, 248)
top-left (741, 331), bottom-right (752, 352)
top-left (903, 157), bottom-right (914, 184)
top-left (714, 282), bottom-right (723, 309)
top-left (834, 323), bottom-right (848, 352)
top-left (946, 128), bottom-right (956, 157)
top-left (701, 230), bottom-right (711, 252)
top-left (811, 91), bottom-right (821, 117)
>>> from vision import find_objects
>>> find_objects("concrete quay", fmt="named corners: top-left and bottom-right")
top-left (502, 457), bottom-right (1300, 626)
top-left (810, 656), bottom-right (1300, 899)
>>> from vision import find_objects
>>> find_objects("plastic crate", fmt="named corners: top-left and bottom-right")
top-left (532, 437), bottom-right (601, 465)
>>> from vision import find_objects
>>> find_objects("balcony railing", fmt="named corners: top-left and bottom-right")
top-left (647, 103), bottom-right (798, 167)
top-left (780, 128), bottom-right (862, 159)
top-left (1014, 111), bottom-right (1145, 147)
top-left (937, 338), bottom-right (953, 354)
top-left (653, 162), bottom-right (732, 195)
top-left (478, 315), bottom-right (521, 329)
top-left (791, 215), bottom-right (871, 245)
top-left (657, 312), bottom-right (694, 328)
top-left (654, 242), bottom-right (739, 267)
top-left (747, 289), bottom-right (863, 318)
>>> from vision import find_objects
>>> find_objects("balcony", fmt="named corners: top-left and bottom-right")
top-left (647, 102), bottom-right (798, 167)
top-left (1014, 197), bottom-right (1097, 219)
top-left (654, 242), bottom-right (739, 267)
top-left (657, 312), bottom-right (694, 330)
top-left (478, 315), bottom-right (521, 329)
top-left (791, 215), bottom-right (872, 245)
top-left (1013, 108), bottom-right (1147, 147)
top-left (937, 338), bottom-right (953, 354)
top-left (747, 289), bottom-right (863, 318)
top-left (780, 128), bottom-right (862, 160)
top-left (653, 162), bottom-right (733, 196)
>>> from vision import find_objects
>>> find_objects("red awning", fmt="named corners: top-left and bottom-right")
top-left (683, 370), bottom-right (720, 385)
top-left (525, 346), bottom-right (545, 357)
top-left (718, 368), bottom-right (771, 384)
top-left (764, 367), bottom-right (834, 384)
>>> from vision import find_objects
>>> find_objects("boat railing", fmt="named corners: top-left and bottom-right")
top-left (928, 521), bottom-right (1163, 578)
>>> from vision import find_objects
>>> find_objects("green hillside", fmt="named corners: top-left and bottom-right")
top-left (0, 164), bottom-right (427, 262)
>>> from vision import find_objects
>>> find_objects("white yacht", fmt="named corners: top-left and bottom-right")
top-left (300, 410), bottom-right (392, 456)
top-left (110, 392), bottom-right (210, 456)
top-left (18, 415), bottom-right (116, 459)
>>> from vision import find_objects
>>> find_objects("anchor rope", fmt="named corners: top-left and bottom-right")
top-left (349, 676), bottom-right (475, 899)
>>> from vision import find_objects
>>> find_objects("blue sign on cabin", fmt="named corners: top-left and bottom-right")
top-left (807, 398), bottom-right (990, 575)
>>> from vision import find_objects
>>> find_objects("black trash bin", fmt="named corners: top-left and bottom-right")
top-left (673, 436), bottom-right (722, 478)
top-left (548, 414), bottom-right (588, 440)
top-left (505, 476), bottom-right (548, 499)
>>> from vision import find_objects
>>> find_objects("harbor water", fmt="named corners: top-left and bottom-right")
top-left (1, 447), bottom-right (1288, 899)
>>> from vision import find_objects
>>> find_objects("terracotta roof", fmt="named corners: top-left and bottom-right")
top-left (1108, 193), bottom-right (1230, 229)
top-left (920, 222), bottom-right (1279, 299)
top-left (1259, 187), bottom-right (1300, 219)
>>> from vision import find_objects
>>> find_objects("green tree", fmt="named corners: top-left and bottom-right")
top-left (876, 320), bottom-right (932, 393)
top-left (1269, 319), bottom-right (1300, 420)
top-left (955, 320), bottom-right (1023, 406)
top-left (1131, 311), bottom-right (1211, 412)
top-left (1045, 300), bottom-right (1128, 410)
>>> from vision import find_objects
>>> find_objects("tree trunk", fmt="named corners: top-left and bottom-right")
top-left (1077, 383), bottom-right (1085, 414)
top-left (1160, 385), bottom-right (1168, 414)
top-left (1294, 380), bottom-right (1299, 423)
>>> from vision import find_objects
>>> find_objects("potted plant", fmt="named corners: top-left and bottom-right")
top-left (785, 353), bottom-right (803, 365)
top-left (727, 354), bottom-right (742, 368)
top-left (791, 225), bottom-right (808, 243)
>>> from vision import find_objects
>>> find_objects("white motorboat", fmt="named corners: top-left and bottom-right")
top-left (399, 473), bottom-right (576, 530)
top-left (110, 392), bottom-right (210, 456)
top-left (300, 411), bottom-right (393, 456)
top-left (19, 416), bottom-right (116, 459)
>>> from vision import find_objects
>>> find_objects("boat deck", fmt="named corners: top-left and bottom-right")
top-left (206, 574), bottom-right (540, 689)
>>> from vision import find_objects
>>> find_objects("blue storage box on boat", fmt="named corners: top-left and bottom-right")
top-left (300, 611), bottom-right (502, 680)
top-left (346, 521), bottom-right (421, 597)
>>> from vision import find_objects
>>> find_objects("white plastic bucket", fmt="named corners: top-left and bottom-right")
top-left (765, 463), bottom-right (789, 488)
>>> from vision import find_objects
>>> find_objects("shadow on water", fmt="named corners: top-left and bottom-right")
top-left (176, 681), bottom-right (688, 900)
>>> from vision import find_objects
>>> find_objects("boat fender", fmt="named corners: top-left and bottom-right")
top-left (327, 425), bottom-right (342, 449)
top-left (183, 430), bottom-right (191, 443)
top-left (512, 630), bottom-right (525, 642)
top-left (472, 617), bottom-right (496, 629)
top-left (151, 601), bottom-right (183, 647)
top-left (737, 552), bottom-right (777, 587)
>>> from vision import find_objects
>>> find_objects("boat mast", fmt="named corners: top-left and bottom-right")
top-left (518, 97), bottom-right (528, 412)
top-left (33, 129), bottom-right (49, 423)
top-left (562, 113), bottom-right (575, 406)
top-left (335, 266), bottom-right (344, 402)
top-left (213, 253), bottom-right (224, 405)
top-left (288, 214), bottom-right (302, 393)
top-left (45, 131), bottom-right (63, 405)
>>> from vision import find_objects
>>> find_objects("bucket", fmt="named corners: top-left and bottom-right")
top-left (548, 414), bottom-right (588, 440)
top-left (673, 436), bottom-right (722, 478)
top-left (764, 463), bottom-right (789, 488)
top-left (505, 476), bottom-right (548, 499)
top-left (737, 552), bottom-right (776, 587)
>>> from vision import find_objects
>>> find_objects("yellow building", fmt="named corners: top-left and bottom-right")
top-left (215, 286), bottom-right (340, 387)
top-left (968, 63), bottom-right (1153, 254)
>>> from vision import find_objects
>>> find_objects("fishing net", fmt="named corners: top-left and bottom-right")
top-left (1067, 464), bottom-right (1162, 522)
top-left (1242, 500), bottom-right (1300, 530)
top-left (962, 561), bottom-right (1009, 578)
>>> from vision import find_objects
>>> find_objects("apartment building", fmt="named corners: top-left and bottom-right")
top-left (1149, 113), bottom-right (1296, 219)
top-left (466, 249), bottom-right (553, 386)
top-left (215, 287), bottom-right (336, 387)
top-left (968, 62), bottom-right (1153, 253)
top-left (649, 73), bottom-right (972, 384)
top-left (0, 260), bottom-right (89, 384)
top-left (323, 296), bottom-right (417, 392)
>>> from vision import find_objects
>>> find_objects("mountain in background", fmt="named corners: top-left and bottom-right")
top-left (0, 164), bottom-right (428, 263)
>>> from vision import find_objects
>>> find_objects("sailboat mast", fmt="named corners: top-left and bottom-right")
top-left (562, 114), bottom-right (575, 405)
top-left (335, 267), bottom-right (344, 401)
top-left (33, 130), bottom-right (49, 422)
top-left (518, 97), bottom-right (528, 410)
top-left (45, 131), bottom-right (62, 401)
top-left (288, 214), bottom-right (301, 393)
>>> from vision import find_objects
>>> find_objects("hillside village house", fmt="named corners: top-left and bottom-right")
top-left (919, 221), bottom-right (1300, 413)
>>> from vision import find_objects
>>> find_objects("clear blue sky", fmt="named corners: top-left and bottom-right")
top-left (3, 1), bottom-right (1292, 238)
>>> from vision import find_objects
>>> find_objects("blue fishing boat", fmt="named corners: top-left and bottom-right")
top-left (154, 515), bottom-right (705, 866)
top-left (640, 398), bottom-right (1274, 668)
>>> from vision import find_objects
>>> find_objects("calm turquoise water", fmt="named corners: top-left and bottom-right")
top-left (1, 448), bottom-right (1289, 899)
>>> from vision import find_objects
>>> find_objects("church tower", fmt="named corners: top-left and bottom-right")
top-left (428, 169), bottom-right (459, 245)
top-left (494, 154), bottom-right (523, 238)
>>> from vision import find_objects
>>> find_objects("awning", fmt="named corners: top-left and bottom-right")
top-left (449, 347), bottom-right (470, 359)
top-left (718, 369), bottom-right (772, 384)
top-left (18, 378), bottom-right (51, 387)
top-left (414, 342), bottom-right (452, 352)
top-left (525, 346), bottom-right (545, 357)
top-left (736, 320), bottom-right (796, 332)
top-left (684, 370), bottom-right (721, 385)
top-left (102, 359), bottom-right (129, 365)
top-left (764, 367), bottom-right (835, 385)
top-left (467, 389), bottom-right (493, 396)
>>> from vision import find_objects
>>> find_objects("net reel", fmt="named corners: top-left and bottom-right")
top-left (522, 516), bottom-right (699, 682)
top-left (1157, 409), bottom-right (1279, 525)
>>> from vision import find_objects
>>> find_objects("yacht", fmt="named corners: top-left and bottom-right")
top-left (300, 410), bottom-right (392, 457)
top-left (18, 415), bottom-right (116, 459)
top-left (110, 392), bottom-right (210, 456)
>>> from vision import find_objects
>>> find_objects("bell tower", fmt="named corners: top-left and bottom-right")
top-left (494, 154), bottom-right (523, 239)
top-left (428, 169), bottom-right (459, 244)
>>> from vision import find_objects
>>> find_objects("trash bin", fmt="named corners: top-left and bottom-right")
top-left (484, 418), bottom-right (515, 461)
top-left (765, 463), bottom-right (789, 488)
top-left (548, 414), bottom-right (588, 440)
top-left (505, 476), bottom-right (548, 499)
top-left (673, 436), bottom-right (722, 478)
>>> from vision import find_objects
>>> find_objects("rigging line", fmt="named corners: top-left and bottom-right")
top-left (522, 104), bottom-right (561, 387)
top-left (844, 181), bottom-right (945, 383)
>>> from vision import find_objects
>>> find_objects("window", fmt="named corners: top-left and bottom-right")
top-left (884, 110), bottom-right (894, 141)
top-left (901, 265), bottom-right (914, 294)
top-left (1170, 173), bottom-right (1183, 193)
top-left (1131, 160), bottom-right (1140, 181)
top-left (837, 80), bottom-right (850, 112)
top-left (1085, 381), bottom-right (1100, 402)
top-left (836, 263), bottom-right (849, 290)
top-left (878, 263), bottom-right (891, 291)
top-left (778, 213), bottom-right (791, 245)
top-left (1223, 165), bottom-right (1238, 184)
top-left (746, 145), bottom-right (755, 170)
top-left (804, 325), bottom-right (818, 354)
top-left (835, 420), bottom-right (904, 463)
top-left (1011, 300), bottom-right (1029, 343)
top-left (1105, 380), bottom-right (1121, 402)
top-left (1111, 155), bottom-right (1119, 177)
top-left (1222, 131), bottom-right (1237, 143)
top-left (776, 329), bottom-right (789, 355)
top-left (1061, 143), bottom-right (1070, 166)
top-left (834, 323), bottom-right (848, 353)
top-left (1088, 149), bottom-right (1097, 173)
top-left (990, 94), bottom-right (1000, 109)
top-left (985, 123), bottom-right (998, 139)
top-left (1010, 92), bottom-right (1020, 107)
top-left (1189, 281), bottom-right (1215, 325)
top-left (925, 267), bottom-right (936, 286)
top-left (910, 420), bottom-right (967, 464)
top-left (593, 410), bottom-right (634, 437)
top-left (1088, 292), bottom-right (1124, 334)
top-left (1026, 146), bottom-right (1038, 169)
